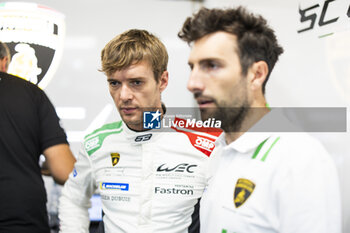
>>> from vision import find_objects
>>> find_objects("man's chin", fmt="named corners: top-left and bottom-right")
top-left (199, 108), bottom-right (217, 121)
top-left (120, 114), bottom-right (140, 124)
top-left (122, 119), bottom-right (143, 130)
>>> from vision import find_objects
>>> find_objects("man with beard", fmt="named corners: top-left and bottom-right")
top-left (59, 29), bottom-right (219, 233)
top-left (178, 7), bottom-right (341, 233)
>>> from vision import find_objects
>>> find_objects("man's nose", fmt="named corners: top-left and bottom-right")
top-left (187, 66), bottom-right (205, 94)
top-left (119, 84), bottom-right (133, 101)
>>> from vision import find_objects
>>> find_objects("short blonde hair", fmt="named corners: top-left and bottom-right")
top-left (101, 29), bottom-right (168, 82)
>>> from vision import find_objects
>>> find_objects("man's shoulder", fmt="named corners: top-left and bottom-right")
top-left (167, 119), bottom-right (222, 157)
top-left (0, 72), bottom-right (41, 90)
top-left (273, 132), bottom-right (332, 163)
top-left (83, 121), bottom-right (123, 156)
top-left (84, 121), bottom-right (123, 140)
top-left (278, 133), bottom-right (325, 150)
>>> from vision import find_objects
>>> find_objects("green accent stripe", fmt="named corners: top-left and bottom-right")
top-left (252, 138), bottom-right (269, 159)
top-left (85, 129), bottom-right (123, 156)
top-left (222, 229), bottom-right (227, 233)
top-left (318, 32), bottom-right (333, 38)
top-left (84, 121), bottom-right (122, 139)
top-left (261, 137), bottom-right (280, 162)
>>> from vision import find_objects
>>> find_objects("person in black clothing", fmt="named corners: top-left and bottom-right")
top-left (0, 41), bottom-right (76, 233)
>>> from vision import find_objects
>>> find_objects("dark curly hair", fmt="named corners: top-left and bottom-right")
top-left (178, 7), bottom-right (283, 93)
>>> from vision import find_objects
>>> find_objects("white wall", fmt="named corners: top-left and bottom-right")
top-left (3, 0), bottom-right (349, 231)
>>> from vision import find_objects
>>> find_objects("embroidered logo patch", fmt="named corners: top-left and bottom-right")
top-left (134, 134), bottom-right (152, 142)
top-left (100, 182), bottom-right (129, 191)
top-left (234, 178), bottom-right (255, 208)
top-left (110, 153), bottom-right (120, 166)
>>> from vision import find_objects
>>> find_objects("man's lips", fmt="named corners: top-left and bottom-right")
top-left (196, 98), bottom-right (215, 108)
top-left (120, 107), bottom-right (138, 114)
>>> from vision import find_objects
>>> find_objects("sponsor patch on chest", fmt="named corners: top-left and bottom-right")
top-left (100, 182), bottom-right (129, 191)
top-left (234, 178), bottom-right (255, 208)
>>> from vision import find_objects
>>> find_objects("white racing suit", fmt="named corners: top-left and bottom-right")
top-left (59, 118), bottom-right (220, 233)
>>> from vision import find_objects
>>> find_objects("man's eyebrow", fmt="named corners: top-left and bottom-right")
top-left (199, 57), bottom-right (221, 62)
top-left (188, 57), bottom-right (223, 67)
top-left (126, 77), bottom-right (146, 82)
top-left (107, 77), bottom-right (145, 82)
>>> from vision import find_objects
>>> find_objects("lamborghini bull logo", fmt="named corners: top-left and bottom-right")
top-left (9, 43), bottom-right (42, 84)
top-left (234, 178), bottom-right (255, 208)
top-left (111, 153), bottom-right (120, 167)
top-left (0, 2), bottom-right (65, 88)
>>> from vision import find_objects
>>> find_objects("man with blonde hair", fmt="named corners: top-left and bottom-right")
top-left (59, 29), bottom-right (219, 233)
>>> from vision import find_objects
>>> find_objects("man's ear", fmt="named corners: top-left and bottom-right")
top-left (159, 70), bottom-right (169, 93)
top-left (249, 61), bottom-right (268, 91)
top-left (0, 57), bottom-right (8, 72)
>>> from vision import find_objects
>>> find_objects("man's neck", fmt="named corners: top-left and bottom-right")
top-left (126, 103), bottom-right (165, 132)
top-left (224, 107), bottom-right (270, 144)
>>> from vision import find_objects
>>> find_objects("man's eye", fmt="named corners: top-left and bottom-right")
top-left (206, 62), bottom-right (219, 70)
top-left (200, 61), bottom-right (220, 71)
top-left (131, 80), bottom-right (142, 86)
top-left (109, 81), bottom-right (120, 87)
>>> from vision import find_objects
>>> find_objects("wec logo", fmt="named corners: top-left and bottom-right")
top-left (195, 136), bottom-right (215, 152)
top-left (157, 163), bottom-right (197, 173)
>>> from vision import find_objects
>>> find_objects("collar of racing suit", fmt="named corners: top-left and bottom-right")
top-left (122, 103), bottom-right (167, 145)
